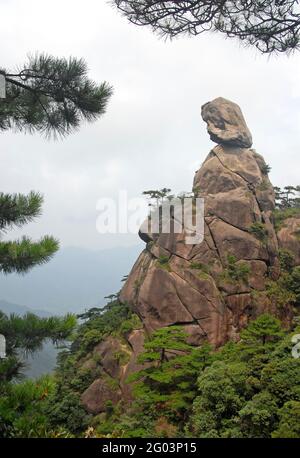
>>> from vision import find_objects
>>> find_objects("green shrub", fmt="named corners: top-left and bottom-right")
top-left (257, 179), bottom-right (271, 191)
top-left (248, 222), bottom-right (268, 243)
top-left (157, 255), bottom-right (171, 271)
top-left (188, 315), bottom-right (300, 438)
top-left (273, 208), bottom-right (300, 231)
top-left (46, 390), bottom-right (90, 434)
top-left (260, 164), bottom-right (271, 175)
top-left (120, 313), bottom-right (142, 336)
top-left (190, 262), bottom-right (209, 272)
top-left (288, 266), bottom-right (300, 305)
top-left (266, 277), bottom-right (296, 309)
top-left (279, 249), bottom-right (295, 272)
top-left (272, 401), bottom-right (300, 438)
top-left (0, 376), bottom-right (60, 438)
top-left (220, 255), bottom-right (250, 283)
top-left (158, 255), bottom-right (170, 265)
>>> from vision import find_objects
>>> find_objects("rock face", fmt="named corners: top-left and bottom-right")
top-left (120, 97), bottom-right (290, 348)
top-left (277, 217), bottom-right (300, 266)
top-left (81, 331), bottom-right (145, 414)
top-left (81, 98), bottom-right (294, 413)
top-left (201, 97), bottom-right (252, 148)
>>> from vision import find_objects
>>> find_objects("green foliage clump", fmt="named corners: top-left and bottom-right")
top-left (42, 297), bottom-right (137, 436)
top-left (279, 249), bottom-right (295, 272)
top-left (220, 255), bottom-right (250, 284)
top-left (127, 327), bottom-right (213, 429)
top-left (190, 262), bottom-right (211, 280)
top-left (240, 314), bottom-right (283, 348)
top-left (274, 186), bottom-right (300, 211)
top-left (288, 266), bottom-right (300, 305)
top-left (260, 164), bottom-right (271, 175)
top-left (257, 179), bottom-right (271, 191)
top-left (142, 188), bottom-right (172, 207)
top-left (74, 299), bottom-right (132, 356)
top-left (0, 311), bottom-right (76, 382)
top-left (0, 376), bottom-right (71, 438)
top-left (158, 254), bottom-right (170, 265)
top-left (157, 255), bottom-right (171, 271)
top-left (248, 222), bottom-right (268, 244)
top-left (188, 315), bottom-right (300, 438)
top-left (0, 53), bottom-right (112, 137)
top-left (120, 313), bottom-right (142, 336)
top-left (227, 255), bottom-right (250, 282)
top-left (273, 207), bottom-right (300, 231)
top-left (266, 265), bottom-right (300, 309)
top-left (0, 191), bottom-right (59, 274)
top-left (46, 389), bottom-right (91, 434)
top-left (266, 278), bottom-right (296, 309)
top-left (272, 401), bottom-right (300, 438)
top-left (190, 262), bottom-right (209, 273)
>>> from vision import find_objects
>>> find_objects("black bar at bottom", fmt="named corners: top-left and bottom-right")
top-left (0, 438), bottom-right (299, 456)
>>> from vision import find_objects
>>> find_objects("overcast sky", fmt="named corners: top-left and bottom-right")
top-left (1, 0), bottom-right (300, 250)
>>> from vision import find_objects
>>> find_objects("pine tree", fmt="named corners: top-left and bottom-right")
top-left (240, 314), bottom-right (284, 347)
top-left (128, 326), bottom-right (213, 423)
top-left (112, 1), bottom-right (300, 54)
top-left (0, 52), bottom-right (112, 385)
top-left (0, 53), bottom-right (113, 137)
top-left (142, 188), bottom-right (172, 207)
top-left (274, 185), bottom-right (300, 209)
top-left (0, 198), bottom-right (76, 382)
top-left (0, 311), bottom-right (76, 383)
top-left (0, 191), bottom-right (58, 274)
top-left (0, 191), bottom-right (76, 390)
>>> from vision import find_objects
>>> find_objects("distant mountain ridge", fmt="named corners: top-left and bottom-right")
top-left (0, 244), bottom-right (142, 378)
top-left (0, 299), bottom-right (52, 317)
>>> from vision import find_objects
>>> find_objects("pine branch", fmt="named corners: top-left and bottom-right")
top-left (0, 235), bottom-right (59, 274)
top-left (0, 191), bottom-right (43, 231)
top-left (0, 54), bottom-right (113, 137)
top-left (112, 1), bottom-right (300, 54)
top-left (0, 312), bottom-right (76, 381)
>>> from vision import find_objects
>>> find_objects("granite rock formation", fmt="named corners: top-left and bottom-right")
top-left (201, 97), bottom-right (252, 148)
top-left (120, 97), bottom-right (286, 347)
top-left (81, 98), bottom-right (294, 413)
top-left (277, 217), bottom-right (300, 266)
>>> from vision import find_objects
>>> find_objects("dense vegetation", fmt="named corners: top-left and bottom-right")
top-left (2, 308), bottom-right (299, 438)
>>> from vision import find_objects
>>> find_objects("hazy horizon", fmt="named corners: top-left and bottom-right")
top-left (0, 244), bottom-right (143, 314)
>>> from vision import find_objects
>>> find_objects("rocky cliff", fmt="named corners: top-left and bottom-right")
top-left (120, 97), bottom-right (290, 345)
top-left (81, 97), bottom-right (297, 414)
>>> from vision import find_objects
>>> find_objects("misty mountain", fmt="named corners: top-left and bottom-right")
top-left (0, 299), bottom-right (52, 318)
top-left (0, 244), bottom-right (142, 378)
top-left (0, 244), bottom-right (142, 315)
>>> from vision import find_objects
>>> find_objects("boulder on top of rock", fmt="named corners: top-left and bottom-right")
top-left (201, 97), bottom-right (252, 148)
